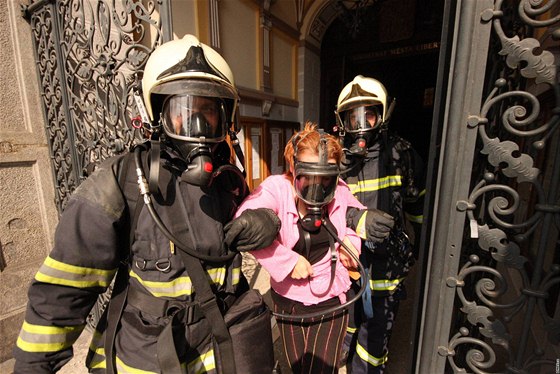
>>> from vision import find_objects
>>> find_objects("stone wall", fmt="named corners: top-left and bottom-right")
top-left (0, 0), bottom-right (58, 366)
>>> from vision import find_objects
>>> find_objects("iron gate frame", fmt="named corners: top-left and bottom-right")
top-left (417, 0), bottom-right (559, 373)
top-left (22, 0), bottom-right (174, 213)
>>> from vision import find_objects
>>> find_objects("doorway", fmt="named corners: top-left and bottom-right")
top-left (318, 1), bottom-right (445, 372)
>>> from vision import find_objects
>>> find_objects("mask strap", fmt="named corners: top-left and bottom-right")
top-left (317, 129), bottom-right (328, 166)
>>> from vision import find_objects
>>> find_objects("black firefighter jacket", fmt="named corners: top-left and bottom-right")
top-left (13, 149), bottom-right (246, 373)
top-left (344, 131), bottom-right (426, 298)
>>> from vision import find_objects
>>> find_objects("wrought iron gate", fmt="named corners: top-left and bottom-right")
top-left (22, 0), bottom-right (173, 212)
top-left (21, 0), bottom-right (559, 372)
top-left (417, 0), bottom-right (559, 373)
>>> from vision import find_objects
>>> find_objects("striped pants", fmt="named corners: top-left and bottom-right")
top-left (273, 294), bottom-right (348, 374)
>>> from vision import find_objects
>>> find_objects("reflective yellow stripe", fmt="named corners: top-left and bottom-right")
top-left (188, 349), bottom-right (216, 374)
top-left (405, 212), bottom-right (424, 224)
top-left (356, 343), bottom-right (388, 366)
top-left (16, 321), bottom-right (84, 353)
top-left (419, 188), bottom-right (426, 197)
top-left (346, 326), bottom-right (357, 334)
top-left (129, 270), bottom-right (193, 297)
top-left (348, 175), bottom-right (403, 194)
top-left (369, 278), bottom-right (404, 291)
top-left (356, 211), bottom-right (368, 239)
top-left (207, 267), bottom-right (226, 286)
top-left (88, 346), bottom-right (106, 370)
top-left (35, 256), bottom-right (116, 288)
top-left (129, 265), bottom-right (236, 298)
top-left (116, 356), bottom-right (159, 373)
top-left (231, 267), bottom-right (241, 285)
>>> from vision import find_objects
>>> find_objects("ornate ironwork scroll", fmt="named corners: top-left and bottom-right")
top-left (22, 0), bottom-right (169, 212)
top-left (443, 0), bottom-right (559, 372)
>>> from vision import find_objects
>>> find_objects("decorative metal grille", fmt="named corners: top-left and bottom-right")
top-left (441, 1), bottom-right (559, 372)
top-left (22, 0), bottom-right (172, 212)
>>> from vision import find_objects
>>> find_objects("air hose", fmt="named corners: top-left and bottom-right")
top-left (271, 220), bottom-right (367, 321)
top-left (134, 145), bottom-right (237, 263)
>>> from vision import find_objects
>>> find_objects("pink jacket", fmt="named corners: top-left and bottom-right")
top-left (235, 174), bottom-right (365, 305)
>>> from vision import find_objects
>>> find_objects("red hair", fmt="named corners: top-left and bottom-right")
top-left (284, 122), bottom-right (342, 180)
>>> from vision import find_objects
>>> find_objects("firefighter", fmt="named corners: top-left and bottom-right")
top-left (336, 75), bottom-right (425, 373)
top-left (13, 34), bottom-right (280, 374)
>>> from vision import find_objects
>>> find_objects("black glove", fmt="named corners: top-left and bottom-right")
top-left (347, 208), bottom-right (394, 243)
top-left (224, 208), bottom-right (281, 252)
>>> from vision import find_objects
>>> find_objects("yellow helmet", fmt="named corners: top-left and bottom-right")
top-left (335, 75), bottom-right (388, 134)
top-left (142, 34), bottom-right (239, 143)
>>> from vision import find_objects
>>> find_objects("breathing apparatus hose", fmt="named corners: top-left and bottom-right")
top-left (272, 219), bottom-right (367, 321)
top-left (133, 145), bottom-right (237, 263)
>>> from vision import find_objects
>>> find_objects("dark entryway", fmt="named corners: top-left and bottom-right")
top-left (319, 0), bottom-right (445, 161)
top-left (318, 1), bottom-right (445, 372)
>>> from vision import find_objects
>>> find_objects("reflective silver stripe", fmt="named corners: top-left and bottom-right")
top-left (348, 175), bottom-right (403, 194)
top-left (35, 256), bottom-right (116, 288)
top-left (356, 343), bottom-right (388, 366)
top-left (369, 278), bottom-right (404, 291)
top-left (16, 321), bottom-right (84, 353)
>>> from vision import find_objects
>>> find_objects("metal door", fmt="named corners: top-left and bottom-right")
top-left (417, 0), bottom-right (559, 373)
top-left (22, 0), bottom-right (173, 212)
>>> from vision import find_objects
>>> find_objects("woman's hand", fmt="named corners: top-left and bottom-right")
top-left (291, 256), bottom-right (314, 280)
top-left (339, 236), bottom-right (359, 269)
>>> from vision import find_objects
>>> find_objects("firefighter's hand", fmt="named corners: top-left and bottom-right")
top-left (356, 209), bottom-right (394, 243)
top-left (291, 256), bottom-right (314, 280)
top-left (224, 208), bottom-right (281, 252)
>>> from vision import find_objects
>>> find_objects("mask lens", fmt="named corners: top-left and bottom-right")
top-left (343, 106), bottom-right (379, 132)
top-left (294, 174), bottom-right (338, 206)
top-left (163, 95), bottom-right (226, 140)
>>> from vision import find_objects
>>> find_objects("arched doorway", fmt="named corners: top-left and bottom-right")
top-left (314, 2), bottom-right (445, 373)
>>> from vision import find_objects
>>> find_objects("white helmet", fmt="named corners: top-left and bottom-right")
top-left (142, 34), bottom-right (239, 143)
top-left (335, 75), bottom-right (388, 134)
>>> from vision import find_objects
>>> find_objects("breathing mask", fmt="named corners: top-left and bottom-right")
top-left (338, 104), bottom-right (382, 156)
top-left (159, 91), bottom-right (232, 186)
top-left (293, 131), bottom-right (340, 231)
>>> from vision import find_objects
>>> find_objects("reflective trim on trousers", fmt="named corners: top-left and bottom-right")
top-left (356, 343), bottom-right (388, 367)
top-left (369, 278), bottom-right (404, 292)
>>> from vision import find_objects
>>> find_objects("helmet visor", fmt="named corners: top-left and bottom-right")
top-left (341, 105), bottom-right (381, 133)
top-left (294, 162), bottom-right (339, 206)
top-left (162, 94), bottom-right (227, 142)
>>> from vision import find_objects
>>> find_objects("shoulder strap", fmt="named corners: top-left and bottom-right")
top-left (105, 149), bottom-right (144, 374)
top-left (177, 249), bottom-right (237, 374)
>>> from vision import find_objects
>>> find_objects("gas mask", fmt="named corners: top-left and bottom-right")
top-left (293, 132), bottom-right (340, 231)
top-left (160, 93), bottom-right (230, 186)
top-left (339, 105), bottom-right (382, 157)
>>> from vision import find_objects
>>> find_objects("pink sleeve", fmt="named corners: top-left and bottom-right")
top-left (236, 178), bottom-right (300, 282)
top-left (250, 241), bottom-right (299, 282)
top-left (344, 227), bottom-right (362, 255)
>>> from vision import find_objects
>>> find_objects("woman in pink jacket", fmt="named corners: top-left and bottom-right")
top-left (234, 122), bottom-right (365, 373)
